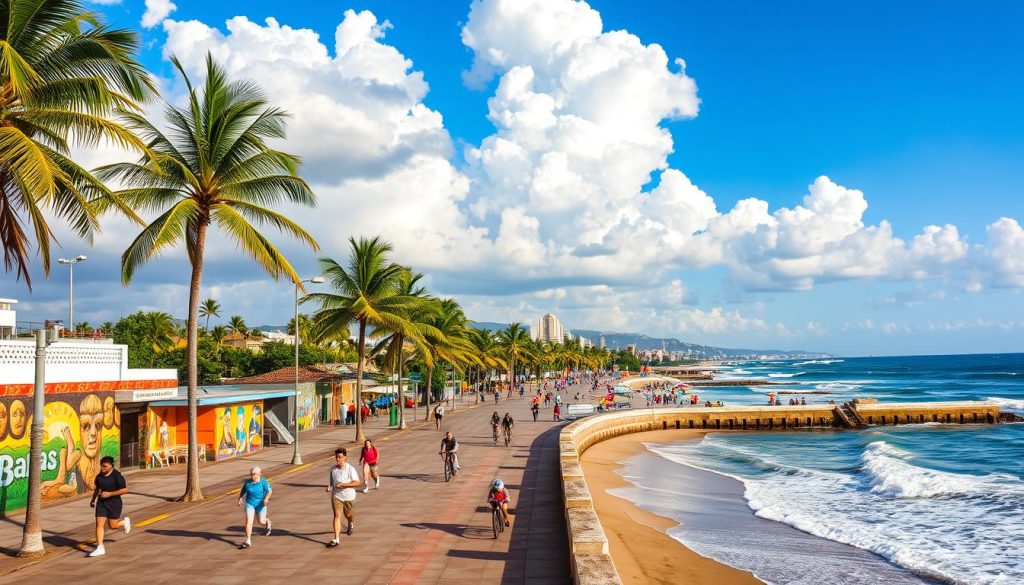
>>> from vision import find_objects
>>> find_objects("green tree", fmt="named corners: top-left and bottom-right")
top-left (199, 298), bottom-right (220, 331)
top-left (497, 323), bottom-right (532, 395)
top-left (102, 54), bottom-right (318, 502)
top-left (0, 0), bottom-right (155, 290)
top-left (306, 236), bottom-right (422, 443)
top-left (209, 324), bottom-right (228, 348)
top-left (227, 315), bottom-right (248, 334)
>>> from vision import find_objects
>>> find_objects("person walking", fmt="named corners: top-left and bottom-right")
top-left (88, 456), bottom-right (130, 557)
top-left (531, 402), bottom-right (539, 421)
top-left (359, 439), bottom-right (381, 492)
top-left (553, 403), bottom-right (561, 422)
top-left (339, 401), bottom-right (347, 425)
top-left (237, 466), bottom-right (272, 549)
top-left (326, 448), bottom-right (361, 547)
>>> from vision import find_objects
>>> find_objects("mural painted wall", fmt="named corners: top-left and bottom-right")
top-left (213, 401), bottom-right (263, 461)
top-left (147, 406), bottom-right (180, 455)
top-left (0, 393), bottom-right (120, 515)
top-left (297, 387), bottom-right (317, 432)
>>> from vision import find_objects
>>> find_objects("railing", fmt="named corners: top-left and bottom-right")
top-left (14, 320), bottom-right (112, 342)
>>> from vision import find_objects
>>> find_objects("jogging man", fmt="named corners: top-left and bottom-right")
top-left (487, 479), bottom-right (511, 527)
top-left (433, 404), bottom-right (445, 429)
top-left (237, 466), bottom-right (272, 548)
top-left (326, 448), bottom-right (361, 547)
top-left (88, 456), bottom-right (130, 557)
top-left (439, 431), bottom-right (460, 473)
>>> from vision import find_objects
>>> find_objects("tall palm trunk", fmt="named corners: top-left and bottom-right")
top-left (395, 335), bottom-right (405, 428)
top-left (425, 363), bottom-right (433, 420)
top-left (355, 319), bottom-right (367, 443)
top-left (182, 221), bottom-right (207, 502)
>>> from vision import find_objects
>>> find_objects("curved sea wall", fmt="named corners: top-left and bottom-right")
top-left (558, 402), bottom-right (1003, 585)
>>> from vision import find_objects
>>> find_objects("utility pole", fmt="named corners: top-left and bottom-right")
top-left (19, 330), bottom-right (49, 557)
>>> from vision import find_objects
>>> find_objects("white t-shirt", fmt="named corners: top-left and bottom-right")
top-left (330, 463), bottom-right (359, 501)
top-left (435, 406), bottom-right (445, 416)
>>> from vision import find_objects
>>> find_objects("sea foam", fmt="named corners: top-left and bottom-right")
top-left (651, 436), bottom-right (1024, 585)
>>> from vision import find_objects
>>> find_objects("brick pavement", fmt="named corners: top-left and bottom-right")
top-left (0, 386), bottom-right (585, 585)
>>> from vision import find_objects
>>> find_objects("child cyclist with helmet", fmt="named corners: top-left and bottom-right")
top-left (488, 479), bottom-right (511, 527)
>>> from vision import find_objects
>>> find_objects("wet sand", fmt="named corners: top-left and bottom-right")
top-left (579, 429), bottom-right (762, 585)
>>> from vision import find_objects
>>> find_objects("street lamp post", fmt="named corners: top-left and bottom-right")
top-left (57, 255), bottom-right (87, 332)
top-left (291, 276), bottom-right (324, 465)
top-left (18, 329), bottom-right (51, 557)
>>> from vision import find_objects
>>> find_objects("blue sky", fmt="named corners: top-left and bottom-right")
top-left (7, 0), bottom-right (1023, 355)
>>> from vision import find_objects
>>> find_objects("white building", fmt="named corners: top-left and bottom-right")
top-left (0, 298), bottom-right (15, 339)
top-left (534, 313), bottom-right (565, 343)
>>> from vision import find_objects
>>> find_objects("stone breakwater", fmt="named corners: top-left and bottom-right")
top-left (558, 401), bottom-right (1007, 585)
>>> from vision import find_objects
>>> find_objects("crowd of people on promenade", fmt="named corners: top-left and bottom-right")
top-left (76, 367), bottom-right (632, 558)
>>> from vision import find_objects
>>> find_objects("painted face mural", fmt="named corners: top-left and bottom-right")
top-left (79, 394), bottom-right (103, 459)
top-left (10, 399), bottom-right (26, 439)
top-left (103, 396), bottom-right (115, 428)
top-left (0, 401), bottom-right (7, 439)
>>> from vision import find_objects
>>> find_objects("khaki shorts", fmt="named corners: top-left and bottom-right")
top-left (332, 498), bottom-right (353, 516)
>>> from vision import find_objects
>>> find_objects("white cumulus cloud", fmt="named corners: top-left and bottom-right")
top-left (142, 0), bottom-right (177, 29)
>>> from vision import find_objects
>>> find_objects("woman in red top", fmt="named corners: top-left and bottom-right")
top-left (359, 439), bottom-right (380, 492)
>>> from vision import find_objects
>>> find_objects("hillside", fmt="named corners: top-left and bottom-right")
top-left (468, 321), bottom-right (828, 360)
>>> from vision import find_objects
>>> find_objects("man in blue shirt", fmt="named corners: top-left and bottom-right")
top-left (237, 466), bottom-right (272, 549)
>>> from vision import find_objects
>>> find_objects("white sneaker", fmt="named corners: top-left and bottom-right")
top-left (122, 517), bottom-right (131, 535)
top-left (362, 486), bottom-right (370, 493)
top-left (265, 520), bottom-right (272, 536)
top-left (374, 478), bottom-right (380, 490)
top-left (88, 545), bottom-right (106, 557)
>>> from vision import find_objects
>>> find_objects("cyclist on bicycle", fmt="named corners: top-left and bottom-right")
top-left (438, 431), bottom-right (460, 473)
top-left (487, 479), bottom-right (511, 527)
top-left (501, 412), bottom-right (514, 439)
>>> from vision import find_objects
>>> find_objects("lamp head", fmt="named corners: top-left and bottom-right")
top-left (310, 276), bottom-right (325, 284)
top-left (58, 258), bottom-right (70, 264)
top-left (75, 255), bottom-right (87, 261)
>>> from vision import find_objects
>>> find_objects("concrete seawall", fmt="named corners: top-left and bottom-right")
top-left (558, 401), bottom-right (1005, 585)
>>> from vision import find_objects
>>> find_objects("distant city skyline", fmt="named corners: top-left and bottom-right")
top-left (5, 0), bottom-right (1022, 357)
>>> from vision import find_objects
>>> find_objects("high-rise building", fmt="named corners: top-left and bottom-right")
top-left (599, 335), bottom-right (606, 349)
top-left (534, 313), bottom-right (565, 343)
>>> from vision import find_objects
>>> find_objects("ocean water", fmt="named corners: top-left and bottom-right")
top-left (623, 354), bottom-right (1024, 585)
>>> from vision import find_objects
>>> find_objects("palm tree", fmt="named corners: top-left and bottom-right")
top-left (102, 54), bottom-right (318, 502)
top-left (227, 315), bottom-right (248, 335)
top-left (497, 323), bottom-right (533, 396)
top-left (210, 324), bottom-right (228, 348)
top-left (287, 313), bottom-right (313, 344)
top-left (468, 328), bottom-right (506, 403)
top-left (0, 0), bottom-right (154, 289)
top-left (100, 321), bottom-right (116, 336)
top-left (369, 269), bottom-right (439, 428)
top-left (199, 298), bottom-right (221, 331)
top-left (139, 311), bottom-right (175, 366)
top-left (419, 299), bottom-right (479, 417)
top-left (306, 236), bottom-right (422, 443)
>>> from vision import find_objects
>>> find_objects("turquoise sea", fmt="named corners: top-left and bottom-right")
top-left (617, 354), bottom-right (1024, 585)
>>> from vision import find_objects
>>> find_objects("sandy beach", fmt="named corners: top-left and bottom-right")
top-left (579, 429), bottom-right (762, 585)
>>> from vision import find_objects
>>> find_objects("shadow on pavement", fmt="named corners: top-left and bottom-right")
top-left (400, 522), bottom-right (495, 540)
top-left (502, 425), bottom-right (571, 584)
top-left (147, 528), bottom-right (237, 547)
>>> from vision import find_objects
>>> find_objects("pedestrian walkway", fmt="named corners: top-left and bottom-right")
top-left (0, 389), bottom-right (575, 584)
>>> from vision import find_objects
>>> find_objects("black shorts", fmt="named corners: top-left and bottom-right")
top-left (95, 498), bottom-right (123, 519)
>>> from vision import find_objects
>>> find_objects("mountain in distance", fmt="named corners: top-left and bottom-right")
top-left (468, 321), bottom-right (828, 360)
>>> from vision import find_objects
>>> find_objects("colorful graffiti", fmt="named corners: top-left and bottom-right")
top-left (147, 407), bottom-right (178, 454)
top-left (297, 388), bottom-right (316, 431)
top-left (0, 393), bottom-right (120, 515)
top-left (214, 402), bottom-right (263, 461)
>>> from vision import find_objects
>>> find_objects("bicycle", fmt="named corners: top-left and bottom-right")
top-left (491, 423), bottom-right (499, 446)
top-left (442, 451), bottom-right (456, 482)
top-left (503, 425), bottom-right (512, 447)
top-left (490, 501), bottom-right (505, 538)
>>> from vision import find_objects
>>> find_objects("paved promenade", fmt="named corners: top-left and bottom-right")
top-left (0, 389), bottom-right (574, 585)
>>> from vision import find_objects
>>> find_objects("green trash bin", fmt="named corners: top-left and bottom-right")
top-left (389, 405), bottom-right (398, 427)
